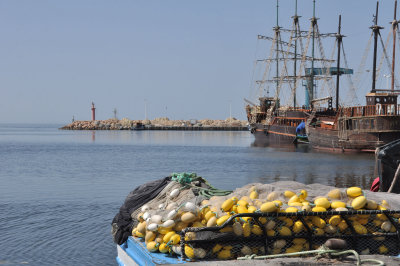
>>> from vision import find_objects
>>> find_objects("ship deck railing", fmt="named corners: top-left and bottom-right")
top-left (342, 104), bottom-right (400, 117)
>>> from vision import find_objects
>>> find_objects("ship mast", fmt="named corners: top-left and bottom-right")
top-left (310, 0), bottom-right (316, 104)
top-left (274, 0), bottom-right (280, 98)
top-left (293, 0), bottom-right (299, 107)
top-left (391, 0), bottom-right (398, 92)
top-left (371, 1), bottom-right (382, 93)
top-left (335, 15), bottom-right (343, 110)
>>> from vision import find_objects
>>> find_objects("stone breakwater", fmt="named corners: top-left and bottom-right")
top-left (60, 117), bottom-right (248, 130)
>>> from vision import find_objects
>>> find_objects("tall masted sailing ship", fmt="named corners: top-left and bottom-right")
top-left (245, 0), bottom-right (352, 146)
top-left (306, 1), bottom-right (400, 152)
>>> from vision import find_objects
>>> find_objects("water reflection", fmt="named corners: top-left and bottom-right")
top-left (70, 130), bottom-right (254, 147)
top-left (251, 139), bottom-right (310, 153)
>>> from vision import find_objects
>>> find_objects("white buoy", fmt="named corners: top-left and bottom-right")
top-left (170, 188), bottom-right (180, 198)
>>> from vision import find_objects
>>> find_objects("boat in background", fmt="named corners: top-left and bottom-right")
top-left (375, 139), bottom-right (400, 193)
top-left (245, 0), bottom-right (349, 145)
top-left (306, 1), bottom-right (400, 152)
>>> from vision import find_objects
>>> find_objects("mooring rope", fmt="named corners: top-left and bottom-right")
top-left (237, 245), bottom-right (385, 266)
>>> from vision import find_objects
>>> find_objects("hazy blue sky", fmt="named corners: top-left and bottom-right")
top-left (0, 0), bottom-right (397, 123)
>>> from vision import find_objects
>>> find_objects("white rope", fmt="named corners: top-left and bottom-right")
top-left (315, 24), bottom-right (335, 99)
top-left (257, 34), bottom-right (277, 99)
top-left (350, 32), bottom-right (373, 104)
top-left (277, 21), bottom-right (296, 106)
top-left (290, 23), bottom-right (313, 107)
top-left (341, 41), bottom-right (359, 106)
top-left (376, 29), bottom-right (391, 88)
top-left (248, 39), bottom-right (260, 101)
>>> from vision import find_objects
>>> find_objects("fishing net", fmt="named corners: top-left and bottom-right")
top-left (127, 178), bottom-right (400, 261)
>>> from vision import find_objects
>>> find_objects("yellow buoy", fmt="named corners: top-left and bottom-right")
top-left (243, 222), bottom-right (251, 237)
top-left (212, 244), bottom-right (223, 253)
top-left (292, 221), bottom-right (304, 233)
top-left (249, 190), bottom-right (259, 199)
top-left (216, 215), bottom-right (230, 226)
top-left (351, 196), bottom-right (367, 210)
top-left (314, 197), bottom-right (331, 209)
top-left (237, 199), bottom-right (249, 207)
top-left (185, 245), bottom-right (195, 259)
top-left (331, 201), bottom-right (346, 209)
top-left (347, 187), bottom-right (362, 198)
top-left (251, 224), bottom-right (263, 235)
top-left (311, 206), bottom-right (327, 212)
top-left (328, 215), bottom-right (341, 226)
top-left (327, 189), bottom-right (342, 199)
top-left (146, 241), bottom-right (159, 252)
top-left (284, 190), bottom-right (296, 198)
top-left (217, 249), bottom-right (232, 260)
top-left (159, 243), bottom-right (170, 253)
top-left (221, 198), bottom-right (234, 212)
top-left (260, 202), bottom-right (278, 213)
top-left (285, 207), bottom-right (299, 213)
top-left (278, 226), bottom-right (292, 236)
top-left (312, 216), bottom-right (326, 229)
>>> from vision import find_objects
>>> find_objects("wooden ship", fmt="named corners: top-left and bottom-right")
top-left (306, 1), bottom-right (400, 152)
top-left (245, 0), bottom-right (349, 146)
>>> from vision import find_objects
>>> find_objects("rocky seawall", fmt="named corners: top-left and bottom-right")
top-left (60, 117), bottom-right (249, 130)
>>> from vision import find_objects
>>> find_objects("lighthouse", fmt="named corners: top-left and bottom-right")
top-left (91, 102), bottom-right (96, 121)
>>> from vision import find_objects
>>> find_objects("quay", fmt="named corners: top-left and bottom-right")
top-left (60, 118), bottom-right (249, 131)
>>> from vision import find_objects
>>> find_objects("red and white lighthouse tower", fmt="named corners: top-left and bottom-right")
top-left (91, 102), bottom-right (96, 121)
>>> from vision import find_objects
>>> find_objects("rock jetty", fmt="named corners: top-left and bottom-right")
top-left (60, 117), bottom-right (248, 130)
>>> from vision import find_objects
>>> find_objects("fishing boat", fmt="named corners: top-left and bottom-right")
top-left (245, 0), bottom-right (350, 145)
top-left (374, 139), bottom-right (400, 193)
top-left (306, 1), bottom-right (400, 152)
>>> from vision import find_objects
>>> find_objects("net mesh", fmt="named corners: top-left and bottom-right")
top-left (181, 210), bottom-right (400, 260)
top-left (129, 180), bottom-right (400, 261)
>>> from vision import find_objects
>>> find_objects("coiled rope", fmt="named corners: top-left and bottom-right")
top-left (237, 245), bottom-right (385, 266)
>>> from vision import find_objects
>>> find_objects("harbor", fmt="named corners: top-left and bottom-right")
top-left (2, 0), bottom-right (400, 265)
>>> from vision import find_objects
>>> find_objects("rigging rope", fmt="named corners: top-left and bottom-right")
top-left (341, 41), bottom-right (359, 105)
top-left (258, 33), bottom-right (277, 98)
top-left (376, 29), bottom-right (391, 88)
top-left (380, 30), bottom-right (400, 90)
top-left (315, 24), bottom-right (335, 99)
top-left (249, 39), bottom-right (260, 101)
top-left (352, 32), bottom-right (373, 102)
top-left (290, 23), bottom-right (313, 106)
top-left (277, 20), bottom-right (296, 106)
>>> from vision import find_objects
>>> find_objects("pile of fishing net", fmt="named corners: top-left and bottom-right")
top-left (112, 173), bottom-right (400, 261)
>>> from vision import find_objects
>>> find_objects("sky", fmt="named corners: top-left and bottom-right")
top-left (0, 0), bottom-right (397, 123)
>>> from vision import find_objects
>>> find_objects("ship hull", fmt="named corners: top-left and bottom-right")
top-left (249, 108), bottom-right (309, 147)
top-left (307, 116), bottom-right (400, 152)
top-left (252, 123), bottom-right (298, 143)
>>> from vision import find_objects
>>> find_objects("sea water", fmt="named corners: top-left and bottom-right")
top-left (0, 124), bottom-right (374, 265)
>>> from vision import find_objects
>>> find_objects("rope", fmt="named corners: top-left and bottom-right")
top-left (171, 172), bottom-right (232, 199)
top-left (376, 30), bottom-right (391, 87)
top-left (351, 31), bottom-right (373, 105)
top-left (276, 21), bottom-right (296, 105)
top-left (258, 32), bottom-right (277, 97)
top-left (171, 172), bottom-right (197, 185)
top-left (379, 31), bottom-right (400, 90)
top-left (315, 24), bottom-right (335, 99)
top-left (237, 245), bottom-right (385, 266)
top-left (342, 41), bottom-right (359, 106)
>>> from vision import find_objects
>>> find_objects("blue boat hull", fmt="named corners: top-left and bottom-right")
top-left (117, 236), bottom-right (186, 266)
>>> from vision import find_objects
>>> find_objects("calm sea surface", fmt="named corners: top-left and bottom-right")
top-left (0, 124), bottom-right (375, 265)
